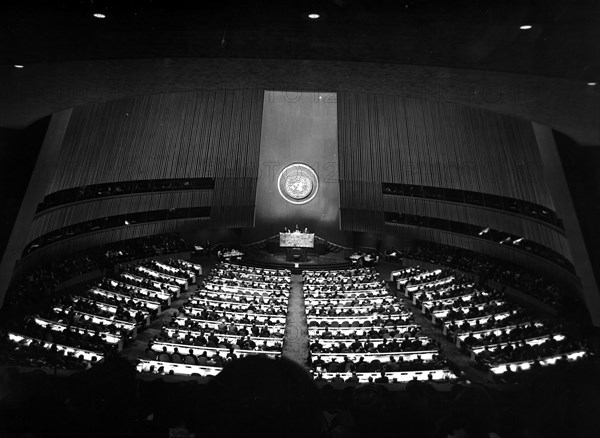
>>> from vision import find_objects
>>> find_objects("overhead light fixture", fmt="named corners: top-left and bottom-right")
top-left (588, 82), bottom-right (597, 86)
top-left (307, 13), bottom-right (320, 19)
top-left (124, 220), bottom-right (130, 225)
top-left (93, 13), bottom-right (106, 19)
top-left (513, 237), bottom-right (524, 245)
top-left (520, 25), bottom-right (532, 30)
top-left (14, 64), bottom-right (24, 69)
top-left (478, 227), bottom-right (490, 236)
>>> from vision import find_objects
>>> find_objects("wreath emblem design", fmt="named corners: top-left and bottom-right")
top-left (277, 163), bottom-right (319, 205)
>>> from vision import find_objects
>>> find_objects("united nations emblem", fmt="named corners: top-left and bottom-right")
top-left (278, 163), bottom-right (319, 204)
top-left (285, 174), bottom-right (313, 199)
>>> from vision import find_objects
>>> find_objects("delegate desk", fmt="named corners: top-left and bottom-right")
top-left (315, 350), bottom-right (438, 364)
top-left (121, 272), bottom-right (180, 297)
top-left (395, 269), bottom-right (442, 288)
top-left (454, 321), bottom-right (546, 347)
top-left (348, 252), bottom-right (377, 267)
top-left (304, 296), bottom-right (395, 305)
top-left (307, 312), bottom-right (412, 326)
top-left (136, 266), bottom-right (188, 290)
top-left (203, 284), bottom-right (289, 297)
top-left (442, 311), bottom-right (515, 336)
top-left (52, 306), bottom-right (138, 338)
top-left (430, 300), bottom-right (506, 324)
top-left (164, 327), bottom-right (283, 347)
top-left (151, 341), bottom-right (281, 359)
top-left (317, 368), bottom-right (456, 383)
top-left (405, 276), bottom-right (455, 296)
top-left (108, 280), bottom-right (172, 305)
top-left (317, 337), bottom-right (434, 349)
top-left (174, 316), bottom-right (287, 336)
top-left (308, 324), bottom-right (420, 337)
top-left (34, 317), bottom-right (123, 350)
top-left (71, 296), bottom-right (151, 326)
top-left (8, 332), bottom-right (104, 363)
top-left (416, 288), bottom-right (476, 308)
top-left (469, 333), bottom-right (565, 359)
top-left (185, 308), bottom-right (287, 324)
top-left (219, 250), bottom-right (244, 261)
top-left (90, 287), bottom-right (162, 312)
top-left (489, 350), bottom-right (587, 375)
top-left (137, 359), bottom-right (221, 377)
top-left (154, 261), bottom-right (197, 284)
top-left (390, 267), bottom-right (421, 282)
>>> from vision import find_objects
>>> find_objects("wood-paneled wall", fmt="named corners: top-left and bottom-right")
top-left (47, 90), bottom-right (262, 190)
top-left (339, 93), bottom-right (554, 205)
top-left (338, 92), bottom-right (572, 266)
top-left (14, 218), bottom-right (210, 278)
top-left (28, 90), bottom-right (263, 249)
top-left (28, 191), bottom-right (214, 242)
top-left (381, 197), bottom-right (570, 256)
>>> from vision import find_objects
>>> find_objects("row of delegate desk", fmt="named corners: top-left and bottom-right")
top-left (138, 262), bottom-right (292, 377)
top-left (305, 267), bottom-right (457, 382)
top-left (395, 265), bottom-right (591, 379)
top-left (4, 258), bottom-right (201, 371)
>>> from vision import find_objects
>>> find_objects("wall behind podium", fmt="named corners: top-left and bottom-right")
top-left (246, 91), bottom-right (346, 245)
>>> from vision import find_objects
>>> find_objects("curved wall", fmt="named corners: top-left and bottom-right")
top-left (2, 87), bottom-right (596, 322)
top-left (337, 92), bottom-right (576, 287)
top-left (2, 90), bottom-right (263, 294)
top-left (22, 90), bottom-right (263, 257)
top-left (1, 59), bottom-right (597, 145)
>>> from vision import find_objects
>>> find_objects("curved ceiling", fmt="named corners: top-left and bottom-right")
top-left (0, 0), bottom-right (599, 144)
top-left (3, 0), bottom-right (599, 79)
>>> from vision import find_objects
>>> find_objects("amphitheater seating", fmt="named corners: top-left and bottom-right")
top-left (398, 265), bottom-right (591, 380)
top-left (143, 262), bottom-right (292, 377)
top-left (1, 256), bottom-right (200, 372)
top-left (304, 267), bottom-right (457, 383)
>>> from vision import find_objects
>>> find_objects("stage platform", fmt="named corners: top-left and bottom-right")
top-left (241, 250), bottom-right (353, 274)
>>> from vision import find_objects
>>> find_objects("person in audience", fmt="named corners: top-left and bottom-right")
top-left (375, 371), bottom-right (389, 384)
top-left (331, 373), bottom-right (344, 384)
top-left (200, 355), bottom-right (325, 438)
top-left (196, 351), bottom-right (208, 366)
top-left (345, 372), bottom-right (360, 384)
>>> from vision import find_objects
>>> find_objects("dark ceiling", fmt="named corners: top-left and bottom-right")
top-left (1, 0), bottom-right (599, 81)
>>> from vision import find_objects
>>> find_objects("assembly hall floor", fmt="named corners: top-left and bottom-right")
top-left (121, 250), bottom-right (491, 385)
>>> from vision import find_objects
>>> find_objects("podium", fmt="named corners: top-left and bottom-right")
top-left (280, 231), bottom-right (314, 263)
top-left (286, 247), bottom-right (307, 262)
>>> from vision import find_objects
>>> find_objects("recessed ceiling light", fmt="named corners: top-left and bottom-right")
top-left (14, 64), bottom-right (24, 68)
top-left (93, 13), bottom-right (106, 19)
top-left (588, 82), bottom-right (597, 86)
top-left (307, 13), bottom-right (320, 19)
top-left (520, 25), bottom-right (532, 30)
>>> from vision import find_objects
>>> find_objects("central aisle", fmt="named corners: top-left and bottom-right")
top-left (281, 273), bottom-right (310, 369)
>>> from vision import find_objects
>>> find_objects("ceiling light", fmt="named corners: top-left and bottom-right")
top-left (520, 25), bottom-right (532, 30)
top-left (93, 13), bottom-right (106, 19)
top-left (588, 82), bottom-right (597, 86)
top-left (14, 64), bottom-right (24, 68)
top-left (307, 13), bottom-right (320, 19)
